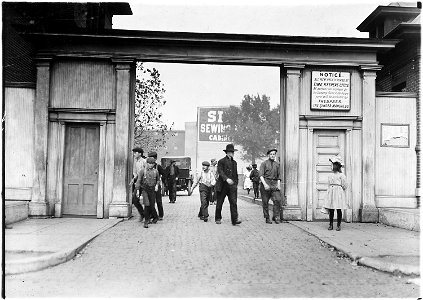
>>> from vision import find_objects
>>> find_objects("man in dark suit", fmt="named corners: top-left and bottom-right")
top-left (215, 144), bottom-right (242, 226)
top-left (165, 160), bottom-right (180, 203)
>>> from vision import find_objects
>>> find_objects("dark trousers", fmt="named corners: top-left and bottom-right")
top-left (215, 183), bottom-right (238, 223)
top-left (329, 209), bottom-right (342, 226)
top-left (198, 184), bottom-right (212, 219)
top-left (253, 182), bottom-right (260, 198)
top-left (167, 179), bottom-right (177, 202)
top-left (132, 183), bottom-right (144, 217)
top-left (142, 188), bottom-right (158, 223)
top-left (260, 183), bottom-right (282, 220)
top-left (152, 185), bottom-right (164, 218)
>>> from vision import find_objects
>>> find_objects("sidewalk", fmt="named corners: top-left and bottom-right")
top-left (239, 193), bottom-right (421, 277)
top-left (5, 217), bottom-right (122, 275)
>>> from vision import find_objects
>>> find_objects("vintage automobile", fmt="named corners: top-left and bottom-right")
top-left (161, 156), bottom-right (193, 195)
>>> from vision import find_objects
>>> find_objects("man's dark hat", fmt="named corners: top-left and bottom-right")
top-left (148, 151), bottom-right (157, 158)
top-left (132, 147), bottom-right (143, 154)
top-left (267, 148), bottom-right (278, 155)
top-left (252, 164), bottom-right (257, 168)
top-left (223, 144), bottom-right (237, 153)
top-left (171, 159), bottom-right (177, 163)
top-left (202, 161), bottom-right (210, 166)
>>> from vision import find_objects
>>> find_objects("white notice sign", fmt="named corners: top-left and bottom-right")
top-left (311, 71), bottom-right (351, 110)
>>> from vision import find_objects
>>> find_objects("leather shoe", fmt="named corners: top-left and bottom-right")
top-left (336, 226), bottom-right (341, 231)
top-left (274, 218), bottom-right (280, 224)
top-left (143, 223), bottom-right (149, 228)
top-left (232, 220), bottom-right (242, 225)
top-left (204, 218), bottom-right (208, 222)
top-left (215, 220), bottom-right (221, 224)
top-left (152, 218), bottom-right (159, 224)
top-left (328, 224), bottom-right (333, 230)
top-left (266, 219), bottom-right (272, 224)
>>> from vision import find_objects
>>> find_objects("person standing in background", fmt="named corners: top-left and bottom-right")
top-left (165, 160), bottom-right (180, 203)
top-left (250, 164), bottom-right (260, 199)
top-left (209, 158), bottom-right (218, 205)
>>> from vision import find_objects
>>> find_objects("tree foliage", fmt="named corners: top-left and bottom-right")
top-left (223, 94), bottom-right (280, 163)
top-left (134, 62), bottom-right (174, 152)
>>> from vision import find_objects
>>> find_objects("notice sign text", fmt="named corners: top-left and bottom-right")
top-left (198, 107), bottom-right (231, 142)
top-left (311, 71), bottom-right (351, 110)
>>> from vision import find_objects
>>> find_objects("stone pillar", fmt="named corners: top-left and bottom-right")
top-left (281, 64), bottom-right (304, 220)
top-left (109, 59), bottom-right (135, 218)
top-left (360, 66), bottom-right (381, 222)
top-left (30, 58), bottom-right (52, 217)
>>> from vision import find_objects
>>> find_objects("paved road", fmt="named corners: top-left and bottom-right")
top-left (6, 192), bottom-right (419, 298)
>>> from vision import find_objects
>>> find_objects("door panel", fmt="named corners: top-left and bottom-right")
top-left (312, 130), bottom-right (345, 220)
top-left (63, 124), bottom-right (100, 216)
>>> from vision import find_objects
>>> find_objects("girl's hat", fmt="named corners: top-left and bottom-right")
top-left (329, 156), bottom-right (344, 166)
top-left (202, 161), bottom-right (210, 166)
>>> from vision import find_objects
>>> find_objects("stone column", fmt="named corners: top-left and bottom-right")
top-left (281, 63), bottom-right (304, 220)
top-left (360, 65), bottom-right (381, 222)
top-left (109, 59), bottom-right (135, 218)
top-left (30, 58), bottom-right (52, 217)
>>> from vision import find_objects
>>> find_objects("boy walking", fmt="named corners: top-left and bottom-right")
top-left (136, 157), bottom-right (160, 228)
top-left (192, 161), bottom-right (216, 222)
top-left (250, 164), bottom-right (260, 199)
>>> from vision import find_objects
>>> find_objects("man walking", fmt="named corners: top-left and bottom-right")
top-left (165, 160), bottom-right (179, 203)
top-left (129, 147), bottom-right (145, 221)
top-left (259, 148), bottom-right (282, 224)
top-left (147, 151), bottom-right (165, 220)
top-left (250, 163), bottom-right (260, 199)
top-left (215, 144), bottom-right (242, 226)
top-left (209, 158), bottom-right (218, 205)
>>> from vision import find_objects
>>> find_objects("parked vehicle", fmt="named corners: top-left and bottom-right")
top-left (161, 156), bottom-right (193, 195)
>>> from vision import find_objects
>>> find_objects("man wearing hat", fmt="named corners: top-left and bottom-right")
top-left (147, 151), bottom-right (166, 220)
top-left (249, 163), bottom-right (260, 199)
top-left (164, 159), bottom-right (180, 203)
top-left (130, 147), bottom-right (146, 221)
top-left (259, 148), bottom-right (282, 224)
top-left (191, 161), bottom-right (216, 222)
top-left (215, 144), bottom-right (242, 225)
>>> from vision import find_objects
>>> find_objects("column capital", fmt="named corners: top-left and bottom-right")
top-left (360, 64), bottom-right (382, 77)
top-left (112, 58), bottom-right (136, 70)
top-left (35, 57), bottom-right (53, 68)
top-left (283, 63), bottom-right (305, 76)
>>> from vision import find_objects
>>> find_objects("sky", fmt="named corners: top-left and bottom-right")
top-left (113, 0), bottom-right (387, 130)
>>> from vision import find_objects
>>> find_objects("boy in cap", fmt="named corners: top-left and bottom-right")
top-left (249, 163), bottom-right (260, 199)
top-left (135, 157), bottom-right (160, 228)
top-left (130, 147), bottom-right (146, 221)
top-left (147, 151), bottom-right (166, 220)
top-left (215, 144), bottom-right (242, 226)
top-left (259, 148), bottom-right (282, 224)
top-left (191, 161), bottom-right (216, 222)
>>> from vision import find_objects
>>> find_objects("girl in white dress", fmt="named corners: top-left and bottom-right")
top-left (323, 156), bottom-right (348, 231)
top-left (243, 166), bottom-right (253, 194)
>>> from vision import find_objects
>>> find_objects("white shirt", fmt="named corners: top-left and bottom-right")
top-left (133, 157), bottom-right (146, 178)
top-left (196, 169), bottom-right (216, 187)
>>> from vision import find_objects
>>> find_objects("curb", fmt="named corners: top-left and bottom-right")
top-left (6, 219), bottom-right (123, 275)
top-left (288, 222), bottom-right (420, 276)
top-left (358, 256), bottom-right (420, 276)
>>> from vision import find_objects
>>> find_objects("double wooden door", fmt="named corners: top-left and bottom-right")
top-left (62, 123), bottom-right (100, 216)
top-left (312, 130), bottom-right (346, 220)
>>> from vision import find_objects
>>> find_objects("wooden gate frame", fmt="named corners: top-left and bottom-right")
top-left (48, 110), bottom-right (115, 218)
top-left (301, 117), bottom-right (358, 222)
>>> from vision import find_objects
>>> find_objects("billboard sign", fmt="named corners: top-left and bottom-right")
top-left (198, 107), bottom-right (231, 142)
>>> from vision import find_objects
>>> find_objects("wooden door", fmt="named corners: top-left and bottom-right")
top-left (63, 123), bottom-right (100, 216)
top-left (312, 130), bottom-right (345, 220)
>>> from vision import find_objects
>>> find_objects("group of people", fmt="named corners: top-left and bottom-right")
top-left (132, 143), bottom-right (348, 230)
top-left (130, 148), bottom-right (180, 229)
